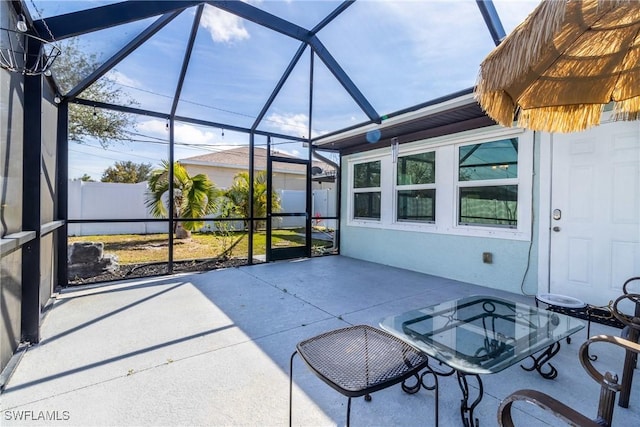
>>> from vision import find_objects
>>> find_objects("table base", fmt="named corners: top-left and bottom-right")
top-left (457, 371), bottom-right (483, 427)
top-left (520, 341), bottom-right (561, 379)
top-left (419, 360), bottom-right (455, 427)
top-left (415, 342), bottom-right (563, 426)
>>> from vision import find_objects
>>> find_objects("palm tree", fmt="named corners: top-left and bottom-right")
top-left (222, 170), bottom-right (281, 231)
top-left (145, 160), bottom-right (220, 239)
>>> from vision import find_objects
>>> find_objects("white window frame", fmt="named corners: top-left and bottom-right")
top-left (456, 139), bottom-right (520, 229)
top-left (350, 158), bottom-right (383, 222)
top-left (345, 126), bottom-right (532, 240)
top-left (394, 150), bottom-right (436, 224)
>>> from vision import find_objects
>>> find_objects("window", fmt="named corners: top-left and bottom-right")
top-left (345, 129), bottom-right (531, 240)
top-left (396, 151), bottom-right (435, 222)
top-left (458, 139), bottom-right (518, 227)
top-left (353, 160), bottom-right (381, 220)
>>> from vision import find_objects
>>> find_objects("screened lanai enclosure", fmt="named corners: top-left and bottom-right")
top-left (1, 0), bottom-right (543, 373)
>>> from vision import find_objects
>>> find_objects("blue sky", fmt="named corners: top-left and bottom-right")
top-left (27, 1), bottom-right (540, 180)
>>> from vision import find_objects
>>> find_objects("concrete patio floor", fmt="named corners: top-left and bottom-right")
top-left (1, 256), bottom-right (639, 426)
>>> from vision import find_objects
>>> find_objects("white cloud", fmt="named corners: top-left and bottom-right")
top-left (265, 112), bottom-right (315, 138)
top-left (138, 119), bottom-right (219, 145)
top-left (175, 123), bottom-right (219, 145)
top-left (377, 1), bottom-right (539, 57)
top-left (136, 119), bottom-right (254, 162)
top-left (378, 1), bottom-right (487, 60)
top-left (137, 119), bottom-right (170, 137)
top-left (201, 5), bottom-right (250, 43)
top-left (104, 69), bottom-right (140, 88)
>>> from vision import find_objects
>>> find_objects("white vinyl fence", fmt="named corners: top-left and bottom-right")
top-left (68, 181), bottom-right (336, 236)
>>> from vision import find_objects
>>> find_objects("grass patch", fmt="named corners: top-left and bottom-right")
top-left (69, 230), bottom-right (333, 265)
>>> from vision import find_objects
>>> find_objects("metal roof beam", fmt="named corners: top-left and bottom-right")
top-left (176, 115), bottom-right (308, 142)
top-left (33, 1), bottom-right (203, 41)
top-left (171, 5), bottom-right (205, 116)
top-left (66, 11), bottom-right (183, 101)
top-left (475, 0), bottom-right (506, 46)
top-left (251, 42), bottom-right (308, 131)
top-left (207, 1), bottom-right (311, 42)
top-left (210, 1), bottom-right (378, 124)
top-left (74, 98), bottom-right (169, 119)
top-left (311, 1), bottom-right (355, 34)
top-left (309, 36), bottom-right (380, 124)
top-left (72, 98), bottom-right (308, 142)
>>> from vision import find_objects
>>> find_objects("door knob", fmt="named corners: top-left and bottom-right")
top-left (552, 226), bottom-right (561, 232)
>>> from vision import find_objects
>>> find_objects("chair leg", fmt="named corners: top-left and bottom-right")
top-left (289, 351), bottom-right (297, 427)
top-left (346, 397), bottom-right (352, 427)
top-left (618, 328), bottom-right (639, 408)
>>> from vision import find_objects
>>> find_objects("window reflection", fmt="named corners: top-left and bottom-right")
top-left (458, 139), bottom-right (519, 228)
top-left (353, 160), bottom-right (381, 220)
top-left (396, 151), bottom-right (436, 223)
top-left (397, 189), bottom-right (435, 222)
top-left (459, 139), bottom-right (518, 181)
top-left (354, 161), bottom-right (381, 188)
top-left (354, 192), bottom-right (381, 220)
top-left (459, 185), bottom-right (518, 227)
top-left (397, 152), bottom-right (435, 185)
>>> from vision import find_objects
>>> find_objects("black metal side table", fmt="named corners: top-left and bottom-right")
top-left (289, 324), bottom-right (431, 427)
top-left (535, 293), bottom-right (589, 343)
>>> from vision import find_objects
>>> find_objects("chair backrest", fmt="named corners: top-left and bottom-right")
top-left (498, 334), bottom-right (640, 427)
top-left (623, 277), bottom-right (640, 295)
top-left (622, 277), bottom-right (640, 319)
top-left (578, 335), bottom-right (640, 425)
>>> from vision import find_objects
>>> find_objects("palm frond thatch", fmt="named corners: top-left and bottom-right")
top-left (475, 0), bottom-right (640, 133)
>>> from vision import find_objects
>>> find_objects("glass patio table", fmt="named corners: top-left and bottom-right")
top-left (380, 295), bottom-right (585, 427)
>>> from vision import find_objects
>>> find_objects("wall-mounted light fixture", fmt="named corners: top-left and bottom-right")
top-left (53, 95), bottom-right (61, 104)
top-left (391, 137), bottom-right (399, 163)
top-left (16, 15), bottom-right (28, 32)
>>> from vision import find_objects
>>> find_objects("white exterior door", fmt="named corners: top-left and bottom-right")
top-left (549, 120), bottom-right (640, 306)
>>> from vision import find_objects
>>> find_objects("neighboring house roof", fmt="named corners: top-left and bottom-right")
top-left (179, 146), bottom-right (335, 181)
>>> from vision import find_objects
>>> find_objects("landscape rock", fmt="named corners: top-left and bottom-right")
top-left (68, 242), bottom-right (118, 279)
top-left (69, 242), bottom-right (104, 264)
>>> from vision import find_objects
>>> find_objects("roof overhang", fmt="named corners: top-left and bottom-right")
top-left (313, 89), bottom-right (497, 155)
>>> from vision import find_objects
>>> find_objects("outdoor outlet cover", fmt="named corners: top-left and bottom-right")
top-left (482, 252), bottom-right (493, 264)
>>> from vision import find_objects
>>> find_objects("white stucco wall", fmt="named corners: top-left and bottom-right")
top-left (339, 127), bottom-right (540, 295)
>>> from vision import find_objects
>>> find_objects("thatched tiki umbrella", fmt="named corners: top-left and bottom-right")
top-left (475, 0), bottom-right (640, 133)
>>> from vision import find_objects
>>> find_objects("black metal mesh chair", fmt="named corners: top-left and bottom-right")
top-left (289, 324), bottom-right (430, 426)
